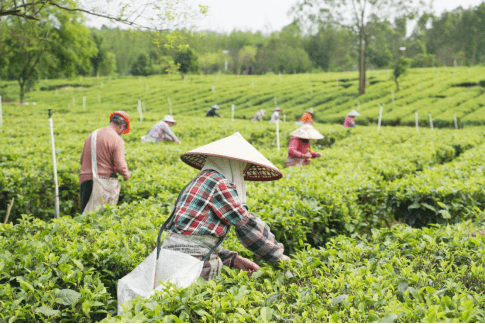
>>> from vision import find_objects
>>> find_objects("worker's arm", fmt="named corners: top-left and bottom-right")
top-left (287, 137), bottom-right (304, 158)
top-left (161, 123), bottom-right (181, 143)
top-left (211, 180), bottom-right (285, 263)
top-left (112, 139), bottom-right (131, 180)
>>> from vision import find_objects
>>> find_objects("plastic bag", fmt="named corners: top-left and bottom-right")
top-left (117, 247), bottom-right (203, 315)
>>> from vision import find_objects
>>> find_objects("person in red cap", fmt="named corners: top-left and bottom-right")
top-left (79, 111), bottom-right (131, 214)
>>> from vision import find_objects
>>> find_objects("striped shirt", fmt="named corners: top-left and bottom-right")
top-left (166, 169), bottom-right (284, 262)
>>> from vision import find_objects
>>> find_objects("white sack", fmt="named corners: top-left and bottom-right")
top-left (117, 248), bottom-right (203, 315)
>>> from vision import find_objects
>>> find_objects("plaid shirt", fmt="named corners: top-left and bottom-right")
top-left (167, 169), bottom-right (284, 262)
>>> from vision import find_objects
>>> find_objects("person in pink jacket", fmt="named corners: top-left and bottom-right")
top-left (284, 124), bottom-right (323, 167)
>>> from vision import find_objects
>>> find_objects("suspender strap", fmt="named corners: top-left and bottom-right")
top-left (90, 130), bottom-right (99, 178)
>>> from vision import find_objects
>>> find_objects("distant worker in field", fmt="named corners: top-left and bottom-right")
top-left (206, 104), bottom-right (222, 118)
top-left (141, 115), bottom-right (181, 144)
top-left (269, 107), bottom-right (282, 123)
top-left (158, 132), bottom-right (290, 280)
top-left (285, 124), bottom-right (323, 167)
top-left (343, 110), bottom-right (360, 128)
top-left (80, 111), bottom-right (131, 214)
top-left (252, 109), bottom-right (265, 121)
top-left (300, 108), bottom-right (314, 124)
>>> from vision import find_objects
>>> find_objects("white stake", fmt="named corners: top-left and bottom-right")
top-left (167, 97), bottom-right (172, 115)
top-left (137, 99), bottom-right (143, 121)
top-left (454, 114), bottom-right (458, 129)
top-left (142, 101), bottom-right (146, 112)
top-left (83, 96), bottom-right (86, 109)
top-left (0, 95), bottom-right (3, 127)
top-left (415, 111), bottom-right (419, 131)
top-left (357, 101), bottom-right (360, 110)
top-left (278, 72), bottom-right (282, 81)
top-left (429, 113), bottom-right (434, 129)
top-left (55, 88), bottom-right (58, 96)
top-left (212, 85), bottom-right (216, 93)
top-left (276, 120), bottom-right (280, 151)
top-left (377, 104), bottom-right (383, 132)
top-left (48, 110), bottom-right (60, 219)
top-left (231, 104), bottom-right (235, 122)
top-left (283, 114), bottom-right (286, 122)
top-left (336, 78), bottom-right (339, 86)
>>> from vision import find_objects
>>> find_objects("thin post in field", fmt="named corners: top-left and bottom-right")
top-left (48, 110), bottom-right (60, 219)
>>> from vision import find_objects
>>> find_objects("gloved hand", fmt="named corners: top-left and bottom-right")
top-left (233, 256), bottom-right (260, 275)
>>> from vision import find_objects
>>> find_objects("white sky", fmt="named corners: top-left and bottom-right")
top-left (86, 0), bottom-right (485, 34)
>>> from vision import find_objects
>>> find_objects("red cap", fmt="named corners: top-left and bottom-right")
top-left (110, 111), bottom-right (131, 134)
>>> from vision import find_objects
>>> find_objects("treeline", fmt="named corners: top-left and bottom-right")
top-left (93, 3), bottom-right (485, 76)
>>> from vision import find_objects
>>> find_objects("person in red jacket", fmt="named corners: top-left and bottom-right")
top-left (285, 124), bottom-right (323, 167)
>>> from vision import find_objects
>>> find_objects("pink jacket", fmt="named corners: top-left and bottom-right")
top-left (285, 137), bottom-right (318, 166)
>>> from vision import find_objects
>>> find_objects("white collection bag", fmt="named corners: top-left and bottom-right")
top-left (116, 186), bottom-right (224, 315)
top-left (82, 129), bottom-right (120, 214)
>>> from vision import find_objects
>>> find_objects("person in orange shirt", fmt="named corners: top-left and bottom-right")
top-left (300, 108), bottom-right (314, 124)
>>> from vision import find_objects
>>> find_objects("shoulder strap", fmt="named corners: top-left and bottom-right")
top-left (156, 183), bottom-right (226, 261)
top-left (90, 130), bottom-right (99, 178)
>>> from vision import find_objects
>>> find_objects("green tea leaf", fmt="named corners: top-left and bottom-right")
top-left (35, 305), bottom-right (60, 317)
top-left (260, 307), bottom-right (273, 323)
top-left (55, 289), bottom-right (81, 306)
top-left (331, 294), bottom-right (347, 307)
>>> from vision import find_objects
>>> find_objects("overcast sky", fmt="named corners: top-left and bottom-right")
top-left (86, 0), bottom-right (485, 34)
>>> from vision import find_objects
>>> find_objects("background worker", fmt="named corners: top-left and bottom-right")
top-left (269, 107), bottom-right (282, 123)
top-left (160, 132), bottom-right (290, 280)
top-left (80, 111), bottom-right (131, 214)
top-left (206, 104), bottom-right (222, 117)
top-left (300, 108), bottom-right (314, 124)
top-left (343, 109), bottom-right (360, 128)
top-left (141, 115), bottom-right (181, 143)
top-left (252, 109), bottom-right (265, 121)
top-left (285, 124), bottom-right (323, 167)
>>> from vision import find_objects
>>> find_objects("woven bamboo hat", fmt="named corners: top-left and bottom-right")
top-left (290, 124), bottom-right (324, 140)
top-left (180, 132), bottom-right (282, 181)
top-left (347, 109), bottom-right (360, 117)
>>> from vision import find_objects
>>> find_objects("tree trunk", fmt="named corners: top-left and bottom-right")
top-left (394, 77), bottom-right (399, 92)
top-left (19, 79), bottom-right (25, 103)
top-left (358, 28), bottom-right (366, 95)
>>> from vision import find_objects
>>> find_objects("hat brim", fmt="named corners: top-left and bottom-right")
top-left (181, 153), bottom-right (282, 181)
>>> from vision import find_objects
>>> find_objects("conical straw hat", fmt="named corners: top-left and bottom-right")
top-left (347, 109), bottom-right (360, 117)
top-left (307, 108), bottom-right (314, 114)
top-left (180, 132), bottom-right (282, 181)
top-left (290, 124), bottom-right (324, 140)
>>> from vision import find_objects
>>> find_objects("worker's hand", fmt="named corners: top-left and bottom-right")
top-left (314, 152), bottom-right (322, 158)
top-left (233, 255), bottom-right (260, 275)
top-left (303, 153), bottom-right (312, 159)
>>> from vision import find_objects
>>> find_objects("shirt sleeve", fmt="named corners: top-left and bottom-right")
top-left (112, 138), bottom-right (131, 179)
top-left (161, 123), bottom-right (180, 143)
top-left (234, 215), bottom-right (284, 263)
top-left (288, 137), bottom-right (304, 158)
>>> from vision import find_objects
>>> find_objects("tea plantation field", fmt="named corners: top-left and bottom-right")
top-left (1, 69), bottom-right (485, 322)
top-left (1, 66), bottom-right (485, 127)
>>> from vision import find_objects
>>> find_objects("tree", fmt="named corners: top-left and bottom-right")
top-left (0, 6), bottom-right (97, 102)
top-left (393, 56), bottom-right (410, 91)
top-left (130, 53), bottom-right (151, 76)
top-left (90, 32), bottom-right (116, 76)
top-left (292, 0), bottom-right (429, 95)
top-left (0, 0), bottom-right (207, 32)
top-left (174, 48), bottom-right (199, 74)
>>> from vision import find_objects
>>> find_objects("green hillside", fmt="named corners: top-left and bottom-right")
top-left (1, 67), bottom-right (485, 127)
